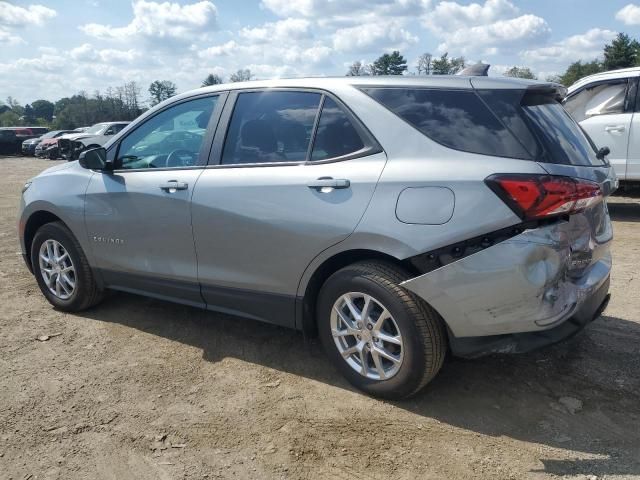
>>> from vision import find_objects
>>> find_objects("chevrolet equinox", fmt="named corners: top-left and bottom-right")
top-left (19, 77), bottom-right (615, 399)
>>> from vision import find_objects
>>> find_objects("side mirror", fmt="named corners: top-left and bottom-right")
top-left (596, 146), bottom-right (610, 161)
top-left (79, 147), bottom-right (109, 170)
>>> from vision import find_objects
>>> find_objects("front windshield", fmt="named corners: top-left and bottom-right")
top-left (85, 123), bottom-right (107, 135)
top-left (41, 131), bottom-right (58, 139)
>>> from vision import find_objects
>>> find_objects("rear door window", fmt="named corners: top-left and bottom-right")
top-left (361, 87), bottom-right (531, 160)
top-left (221, 91), bottom-right (321, 165)
top-left (564, 79), bottom-right (628, 122)
top-left (311, 97), bottom-right (365, 161)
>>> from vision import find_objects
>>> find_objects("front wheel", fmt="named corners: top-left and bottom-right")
top-left (317, 261), bottom-right (447, 399)
top-left (31, 222), bottom-right (105, 311)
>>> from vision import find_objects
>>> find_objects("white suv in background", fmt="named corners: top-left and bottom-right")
top-left (565, 67), bottom-right (640, 182)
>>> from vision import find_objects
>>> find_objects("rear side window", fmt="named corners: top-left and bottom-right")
top-left (311, 97), bottom-right (365, 161)
top-left (362, 87), bottom-right (531, 160)
top-left (479, 89), bottom-right (602, 166)
top-left (222, 91), bottom-right (321, 165)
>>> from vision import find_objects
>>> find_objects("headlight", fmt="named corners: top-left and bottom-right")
top-left (22, 181), bottom-right (32, 193)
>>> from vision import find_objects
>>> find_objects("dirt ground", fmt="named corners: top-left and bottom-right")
top-left (0, 156), bottom-right (639, 480)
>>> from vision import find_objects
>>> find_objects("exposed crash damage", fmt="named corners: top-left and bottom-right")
top-left (402, 200), bottom-right (613, 357)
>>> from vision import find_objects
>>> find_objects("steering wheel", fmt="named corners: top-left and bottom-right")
top-left (165, 149), bottom-right (197, 168)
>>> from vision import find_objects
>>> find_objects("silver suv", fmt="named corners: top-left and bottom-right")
top-left (19, 77), bottom-right (615, 398)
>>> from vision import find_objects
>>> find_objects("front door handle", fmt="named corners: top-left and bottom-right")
top-left (160, 180), bottom-right (188, 192)
top-left (605, 125), bottom-right (625, 133)
top-left (307, 177), bottom-right (351, 192)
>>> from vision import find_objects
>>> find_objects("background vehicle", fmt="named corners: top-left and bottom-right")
top-left (19, 77), bottom-right (614, 399)
top-left (565, 66), bottom-right (640, 183)
top-left (33, 130), bottom-right (76, 158)
top-left (57, 122), bottom-right (129, 160)
top-left (1, 127), bottom-right (48, 155)
top-left (23, 130), bottom-right (74, 156)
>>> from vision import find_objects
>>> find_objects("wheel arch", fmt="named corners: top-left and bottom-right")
top-left (23, 210), bottom-right (67, 270)
top-left (297, 248), bottom-right (420, 337)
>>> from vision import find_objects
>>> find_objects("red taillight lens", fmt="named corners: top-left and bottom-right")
top-left (485, 174), bottom-right (603, 220)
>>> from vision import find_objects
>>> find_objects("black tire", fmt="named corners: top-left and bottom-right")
top-left (31, 221), bottom-right (105, 311)
top-left (317, 261), bottom-right (447, 399)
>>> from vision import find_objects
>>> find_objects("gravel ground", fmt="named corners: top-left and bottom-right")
top-left (1, 156), bottom-right (639, 480)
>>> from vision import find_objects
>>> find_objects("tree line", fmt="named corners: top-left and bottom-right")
top-left (346, 32), bottom-right (640, 85)
top-left (1, 33), bottom-right (639, 129)
top-left (0, 68), bottom-right (255, 129)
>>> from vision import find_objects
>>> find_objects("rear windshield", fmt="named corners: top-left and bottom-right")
top-left (362, 87), bottom-right (602, 166)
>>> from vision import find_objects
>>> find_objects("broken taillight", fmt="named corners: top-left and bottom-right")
top-left (485, 174), bottom-right (603, 220)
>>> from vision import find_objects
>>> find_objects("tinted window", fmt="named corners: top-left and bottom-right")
top-left (479, 89), bottom-right (602, 166)
top-left (363, 87), bottom-right (530, 159)
top-left (221, 91), bottom-right (321, 165)
top-left (311, 97), bottom-right (365, 161)
top-left (521, 93), bottom-right (602, 166)
top-left (117, 96), bottom-right (218, 169)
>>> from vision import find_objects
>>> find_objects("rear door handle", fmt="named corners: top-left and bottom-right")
top-left (160, 180), bottom-right (188, 192)
top-left (605, 125), bottom-right (625, 133)
top-left (307, 177), bottom-right (351, 191)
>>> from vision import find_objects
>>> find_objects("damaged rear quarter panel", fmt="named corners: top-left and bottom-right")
top-left (401, 203), bottom-right (613, 338)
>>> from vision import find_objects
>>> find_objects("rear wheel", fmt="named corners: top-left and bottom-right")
top-left (31, 222), bottom-right (105, 311)
top-left (317, 261), bottom-right (447, 399)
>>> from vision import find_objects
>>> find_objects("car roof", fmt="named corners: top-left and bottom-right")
top-left (568, 67), bottom-right (640, 93)
top-left (167, 75), bottom-right (551, 104)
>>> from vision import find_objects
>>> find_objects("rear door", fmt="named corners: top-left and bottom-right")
top-left (564, 77), bottom-right (635, 180)
top-left (191, 89), bottom-right (386, 326)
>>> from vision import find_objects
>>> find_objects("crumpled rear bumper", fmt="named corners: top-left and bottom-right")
top-left (401, 211), bottom-right (612, 356)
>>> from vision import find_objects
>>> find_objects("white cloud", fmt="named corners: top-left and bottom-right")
top-left (239, 18), bottom-right (312, 43)
top-left (0, 27), bottom-right (25, 45)
top-left (0, 2), bottom-right (56, 27)
top-left (425, 0), bottom-right (517, 33)
top-left (70, 43), bottom-right (142, 64)
top-left (80, 0), bottom-right (217, 42)
top-left (616, 4), bottom-right (640, 25)
top-left (521, 28), bottom-right (617, 64)
top-left (332, 21), bottom-right (418, 53)
top-left (424, 0), bottom-right (549, 56)
top-left (262, 0), bottom-right (428, 18)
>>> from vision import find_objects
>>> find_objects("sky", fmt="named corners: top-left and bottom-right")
top-left (3, 0), bottom-right (640, 105)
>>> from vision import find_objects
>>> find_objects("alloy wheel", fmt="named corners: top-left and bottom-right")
top-left (330, 292), bottom-right (404, 380)
top-left (39, 239), bottom-right (76, 300)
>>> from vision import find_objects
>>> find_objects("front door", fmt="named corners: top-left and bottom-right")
top-left (84, 94), bottom-right (224, 306)
top-left (191, 90), bottom-right (386, 326)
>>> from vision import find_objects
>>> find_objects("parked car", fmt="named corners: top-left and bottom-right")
top-left (33, 130), bottom-right (76, 159)
top-left (1, 127), bottom-right (49, 155)
top-left (19, 77), bottom-right (615, 398)
top-left (57, 122), bottom-right (129, 160)
top-left (564, 66), bottom-right (640, 183)
top-left (24, 130), bottom-right (74, 156)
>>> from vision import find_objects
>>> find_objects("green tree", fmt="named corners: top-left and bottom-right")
top-left (431, 53), bottom-right (466, 75)
top-left (23, 104), bottom-right (36, 124)
top-left (503, 66), bottom-right (537, 80)
top-left (370, 51), bottom-right (407, 75)
top-left (229, 69), bottom-right (253, 82)
top-left (202, 73), bottom-right (224, 86)
top-left (554, 60), bottom-right (603, 86)
top-left (603, 33), bottom-right (640, 70)
top-left (30, 99), bottom-right (55, 122)
top-left (0, 110), bottom-right (20, 127)
top-left (148, 80), bottom-right (177, 106)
